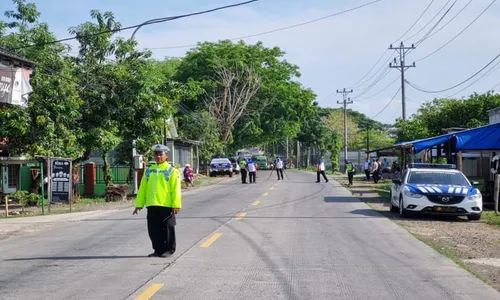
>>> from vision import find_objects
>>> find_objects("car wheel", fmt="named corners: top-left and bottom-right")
top-left (467, 213), bottom-right (481, 221)
top-left (389, 191), bottom-right (398, 213)
top-left (399, 196), bottom-right (409, 218)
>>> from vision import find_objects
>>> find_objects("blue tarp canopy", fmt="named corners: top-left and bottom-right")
top-left (412, 134), bottom-right (454, 153)
top-left (455, 122), bottom-right (500, 150)
top-left (401, 123), bottom-right (500, 153)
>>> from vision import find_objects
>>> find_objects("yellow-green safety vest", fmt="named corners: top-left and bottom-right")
top-left (136, 161), bottom-right (182, 209)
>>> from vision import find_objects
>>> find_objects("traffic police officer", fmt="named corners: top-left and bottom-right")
top-left (133, 144), bottom-right (182, 258)
top-left (239, 158), bottom-right (248, 184)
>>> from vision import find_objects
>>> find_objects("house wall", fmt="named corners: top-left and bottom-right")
top-left (488, 108), bottom-right (500, 124)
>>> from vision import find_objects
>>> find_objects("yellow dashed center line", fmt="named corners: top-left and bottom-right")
top-left (236, 212), bottom-right (247, 220)
top-left (136, 283), bottom-right (164, 300)
top-left (263, 192), bottom-right (269, 196)
top-left (253, 200), bottom-right (260, 206)
top-left (201, 232), bottom-right (223, 248)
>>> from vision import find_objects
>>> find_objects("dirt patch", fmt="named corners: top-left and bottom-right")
top-left (333, 175), bottom-right (500, 292)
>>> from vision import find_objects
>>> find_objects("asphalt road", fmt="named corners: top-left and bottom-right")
top-left (0, 170), bottom-right (498, 300)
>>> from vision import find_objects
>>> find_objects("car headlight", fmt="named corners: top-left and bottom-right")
top-left (466, 194), bottom-right (482, 201)
top-left (404, 189), bottom-right (423, 198)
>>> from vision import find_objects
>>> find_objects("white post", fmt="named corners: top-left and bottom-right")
top-left (494, 174), bottom-right (500, 214)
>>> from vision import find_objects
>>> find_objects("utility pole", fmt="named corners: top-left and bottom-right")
top-left (286, 137), bottom-right (289, 161)
top-left (337, 88), bottom-right (353, 164)
top-left (389, 42), bottom-right (415, 121)
top-left (366, 124), bottom-right (370, 151)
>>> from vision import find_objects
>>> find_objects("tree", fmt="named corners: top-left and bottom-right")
top-left (179, 110), bottom-right (224, 164)
top-left (322, 109), bottom-right (363, 150)
top-left (409, 92), bottom-right (500, 137)
top-left (0, 0), bottom-right (83, 158)
top-left (394, 118), bottom-right (430, 143)
top-left (174, 40), bottom-right (317, 150)
top-left (69, 11), bottom-right (177, 184)
top-left (207, 65), bottom-right (261, 143)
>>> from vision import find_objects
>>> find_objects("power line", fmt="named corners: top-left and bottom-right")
top-left (347, 0), bottom-right (435, 89)
top-left (348, 50), bottom-right (390, 89)
top-left (414, 0), bottom-right (457, 47)
top-left (337, 88), bottom-right (353, 163)
top-left (10, 0), bottom-right (260, 50)
top-left (424, 0), bottom-right (473, 40)
top-left (406, 52), bottom-right (500, 94)
top-left (371, 86), bottom-right (401, 119)
top-left (446, 58), bottom-right (500, 97)
top-left (394, 0), bottom-right (436, 44)
top-left (389, 42), bottom-right (416, 120)
top-left (415, 0), bottom-right (497, 62)
top-left (351, 68), bottom-right (392, 98)
top-left (147, 0), bottom-right (384, 50)
top-left (391, 103), bottom-right (402, 120)
top-left (402, 0), bottom-right (452, 43)
top-left (353, 75), bottom-right (400, 101)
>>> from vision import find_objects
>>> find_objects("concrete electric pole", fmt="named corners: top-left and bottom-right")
top-left (337, 88), bottom-right (353, 164)
top-left (389, 42), bottom-right (415, 121)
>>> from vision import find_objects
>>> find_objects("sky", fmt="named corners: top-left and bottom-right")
top-left (4, 0), bottom-right (500, 125)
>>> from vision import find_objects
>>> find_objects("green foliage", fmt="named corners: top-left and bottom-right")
top-left (0, 0), bottom-right (83, 158)
top-left (394, 92), bottom-right (500, 144)
top-left (178, 110), bottom-right (224, 163)
top-left (174, 40), bottom-right (317, 149)
top-left (0, 1), bottom-right (395, 169)
top-left (10, 190), bottom-right (41, 206)
top-left (412, 92), bottom-right (500, 136)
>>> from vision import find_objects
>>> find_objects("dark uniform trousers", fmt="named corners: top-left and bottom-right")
top-left (240, 168), bottom-right (248, 183)
top-left (276, 168), bottom-right (284, 180)
top-left (147, 206), bottom-right (176, 254)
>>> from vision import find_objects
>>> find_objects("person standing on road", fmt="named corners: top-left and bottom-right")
top-left (316, 158), bottom-right (329, 183)
top-left (345, 159), bottom-right (355, 186)
top-left (274, 156), bottom-right (284, 180)
top-left (133, 144), bottom-right (182, 258)
top-left (371, 158), bottom-right (380, 184)
top-left (239, 158), bottom-right (248, 184)
top-left (247, 158), bottom-right (257, 184)
top-left (363, 158), bottom-right (371, 181)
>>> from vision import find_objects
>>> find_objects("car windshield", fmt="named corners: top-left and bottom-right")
top-left (407, 171), bottom-right (469, 186)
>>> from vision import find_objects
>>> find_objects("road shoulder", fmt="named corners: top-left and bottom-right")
top-left (332, 174), bottom-right (500, 292)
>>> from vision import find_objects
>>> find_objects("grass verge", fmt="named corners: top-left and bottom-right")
top-left (482, 211), bottom-right (500, 227)
top-left (333, 174), bottom-right (500, 291)
top-left (412, 233), bottom-right (492, 286)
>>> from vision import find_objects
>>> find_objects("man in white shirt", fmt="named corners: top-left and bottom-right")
top-left (363, 159), bottom-right (371, 181)
top-left (274, 156), bottom-right (284, 180)
top-left (316, 158), bottom-right (329, 183)
top-left (247, 159), bottom-right (257, 183)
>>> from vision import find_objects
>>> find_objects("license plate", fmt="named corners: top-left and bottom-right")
top-left (433, 206), bottom-right (457, 212)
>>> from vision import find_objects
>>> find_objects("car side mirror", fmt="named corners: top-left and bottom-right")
top-left (392, 178), bottom-right (402, 185)
top-left (471, 181), bottom-right (479, 186)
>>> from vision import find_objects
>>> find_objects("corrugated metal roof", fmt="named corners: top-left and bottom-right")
top-left (0, 46), bottom-right (36, 67)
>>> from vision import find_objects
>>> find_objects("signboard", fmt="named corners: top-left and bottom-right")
top-left (50, 158), bottom-right (72, 203)
top-left (0, 66), bottom-right (32, 107)
top-left (0, 67), bottom-right (14, 105)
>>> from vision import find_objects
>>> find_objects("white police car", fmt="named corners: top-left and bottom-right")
top-left (389, 163), bottom-right (482, 220)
